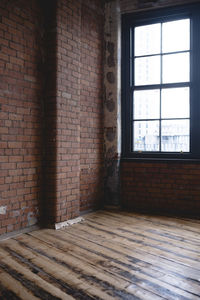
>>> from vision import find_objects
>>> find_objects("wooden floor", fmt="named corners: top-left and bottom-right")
top-left (0, 210), bottom-right (200, 299)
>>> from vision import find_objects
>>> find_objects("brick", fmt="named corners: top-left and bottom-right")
top-left (0, 0), bottom-right (43, 234)
top-left (121, 161), bottom-right (200, 217)
top-left (0, 0), bottom-right (104, 233)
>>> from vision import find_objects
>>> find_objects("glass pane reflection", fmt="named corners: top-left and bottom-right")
top-left (162, 53), bottom-right (190, 84)
top-left (161, 87), bottom-right (190, 119)
top-left (135, 56), bottom-right (160, 86)
top-left (135, 23), bottom-right (161, 56)
top-left (134, 90), bottom-right (160, 120)
top-left (134, 121), bottom-right (159, 151)
top-left (161, 120), bottom-right (189, 152)
top-left (162, 19), bottom-right (190, 53)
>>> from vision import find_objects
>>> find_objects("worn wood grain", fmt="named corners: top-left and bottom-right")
top-left (0, 210), bottom-right (200, 299)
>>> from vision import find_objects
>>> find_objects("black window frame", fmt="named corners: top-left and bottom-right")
top-left (122, 3), bottom-right (200, 160)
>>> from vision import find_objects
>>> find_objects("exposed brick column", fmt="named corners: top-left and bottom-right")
top-left (42, 0), bottom-right (105, 226)
top-left (42, 0), bottom-right (81, 226)
top-left (80, 1), bottom-right (104, 212)
top-left (104, 0), bottom-right (121, 206)
top-left (41, 0), bottom-right (57, 226)
top-left (55, 0), bottom-right (81, 222)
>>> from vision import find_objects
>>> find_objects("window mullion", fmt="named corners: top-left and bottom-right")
top-left (159, 22), bottom-right (163, 152)
top-left (133, 82), bottom-right (190, 91)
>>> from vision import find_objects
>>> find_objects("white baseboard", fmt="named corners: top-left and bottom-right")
top-left (55, 216), bottom-right (84, 230)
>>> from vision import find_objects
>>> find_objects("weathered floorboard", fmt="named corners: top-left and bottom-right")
top-left (0, 210), bottom-right (200, 299)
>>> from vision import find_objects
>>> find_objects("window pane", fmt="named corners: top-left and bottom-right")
top-left (135, 23), bottom-right (161, 56)
top-left (134, 90), bottom-right (160, 119)
top-left (135, 56), bottom-right (160, 85)
top-left (162, 19), bottom-right (190, 53)
top-left (161, 120), bottom-right (189, 152)
top-left (134, 121), bottom-right (159, 151)
top-left (162, 53), bottom-right (189, 83)
top-left (161, 87), bottom-right (189, 118)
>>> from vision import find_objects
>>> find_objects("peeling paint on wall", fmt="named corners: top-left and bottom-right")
top-left (104, 87), bottom-right (116, 112)
top-left (106, 72), bottom-right (115, 84)
top-left (104, 0), bottom-right (121, 206)
top-left (107, 41), bottom-right (115, 67)
top-left (105, 127), bottom-right (116, 142)
top-left (0, 206), bottom-right (7, 215)
top-left (27, 212), bottom-right (38, 227)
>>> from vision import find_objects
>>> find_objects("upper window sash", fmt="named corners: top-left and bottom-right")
top-left (121, 3), bottom-right (200, 159)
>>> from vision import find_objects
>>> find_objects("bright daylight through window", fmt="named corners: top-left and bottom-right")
top-left (134, 19), bottom-right (190, 153)
top-left (122, 4), bottom-right (200, 159)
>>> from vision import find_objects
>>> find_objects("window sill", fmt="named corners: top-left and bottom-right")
top-left (121, 156), bottom-right (200, 163)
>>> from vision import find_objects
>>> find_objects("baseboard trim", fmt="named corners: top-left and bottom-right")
top-left (55, 216), bottom-right (84, 230)
top-left (0, 225), bottom-right (40, 241)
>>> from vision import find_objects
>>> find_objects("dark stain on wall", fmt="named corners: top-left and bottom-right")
top-left (104, 157), bottom-right (121, 205)
top-left (105, 92), bottom-right (115, 112)
top-left (107, 162), bottom-right (116, 177)
top-left (106, 72), bottom-right (115, 84)
top-left (105, 127), bottom-right (116, 142)
top-left (104, 145), bottom-right (121, 206)
top-left (106, 145), bottom-right (116, 159)
top-left (106, 33), bottom-right (112, 38)
top-left (107, 41), bottom-right (115, 67)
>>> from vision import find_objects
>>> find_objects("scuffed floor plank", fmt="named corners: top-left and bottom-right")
top-left (0, 210), bottom-right (200, 299)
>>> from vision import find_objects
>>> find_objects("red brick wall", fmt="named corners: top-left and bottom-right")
top-left (0, 0), bottom-right (43, 234)
top-left (43, 0), bottom-right (104, 224)
top-left (121, 161), bottom-right (200, 217)
top-left (80, 1), bottom-right (104, 211)
top-left (0, 0), bottom-right (104, 234)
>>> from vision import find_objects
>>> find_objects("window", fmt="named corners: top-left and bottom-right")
top-left (122, 4), bottom-right (200, 159)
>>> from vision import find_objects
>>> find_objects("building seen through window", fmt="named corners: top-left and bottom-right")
top-left (133, 19), bottom-right (190, 153)
top-left (122, 4), bottom-right (200, 159)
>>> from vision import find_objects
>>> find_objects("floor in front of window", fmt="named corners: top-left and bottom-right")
top-left (0, 210), bottom-right (200, 299)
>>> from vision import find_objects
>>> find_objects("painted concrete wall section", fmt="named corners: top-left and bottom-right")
top-left (120, 0), bottom-right (200, 14)
top-left (104, 0), bottom-right (121, 205)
